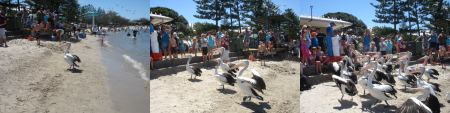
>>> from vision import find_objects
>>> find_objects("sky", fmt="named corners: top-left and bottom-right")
top-left (149, 0), bottom-right (398, 28)
top-left (79, 0), bottom-right (149, 20)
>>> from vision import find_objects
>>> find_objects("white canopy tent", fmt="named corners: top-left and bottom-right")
top-left (150, 13), bottom-right (173, 25)
top-left (299, 16), bottom-right (352, 29)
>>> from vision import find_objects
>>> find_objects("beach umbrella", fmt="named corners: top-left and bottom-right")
top-left (150, 14), bottom-right (173, 25)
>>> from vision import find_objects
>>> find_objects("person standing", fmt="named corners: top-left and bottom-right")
top-left (326, 22), bottom-right (335, 56)
top-left (395, 32), bottom-right (404, 53)
top-left (373, 35), bottom-right (380, 52)
top-left (200, 34), bottom-right (208, 62)
top-left (0, 11), bottom-right (7, 47)
top-left (161, 25), bottom-right (171, 60)
top-left (207, 32), bottom-right (215, 60)
top-left (386, 37), bottom-right (393, 54)
top-left (363, 29), bottom-right (371, 53)
top-left (169, 32), bottom-right (178, 59)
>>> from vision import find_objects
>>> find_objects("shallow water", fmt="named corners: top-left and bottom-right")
top-left (100, 30), bottom-right (149, 113)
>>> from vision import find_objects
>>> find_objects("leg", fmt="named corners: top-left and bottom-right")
top-left (384, 100), bottom-right (390, 106)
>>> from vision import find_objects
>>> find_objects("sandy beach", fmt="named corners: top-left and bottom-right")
top-left (150, 58), bottom-right (300, 113)
top-left (0, 36), bottom-right (115, 113)
top-left (300, 64), bottom-right (450, 113)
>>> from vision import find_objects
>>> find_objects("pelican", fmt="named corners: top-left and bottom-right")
top-left (423, 68), bottom-right (439, 82)
top-left (213, 59), bottom-right (236, 89)
top-left (332, 74), bottom-right (358, 100)
top-left (186, 55), bottom-right (202, 79)
top-left (367, 62), bottom-right (398, 106)
top-left (407, 85), bottom-right (441, 113)
top-left (63, 43), bottom-right (81, 70)
top-left (417, 67), bottom-right (441, 93)
top-left (217, 58), bottom-right (239, 77)
top-left (447, 92), bottom-right (450, 103)
top-left (397, 97), bottom-right (432, 113)
top-left (234, 60), bottom-right (266, 102)
top-left (397, 60), bottom-right (418, 89)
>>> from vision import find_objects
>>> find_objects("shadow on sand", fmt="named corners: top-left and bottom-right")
top-left (187, 78), bottom-right (202, 82)
top-left (217, 88), bottom-right (237, 94)
top-left (239, 102), bottom-right (272, 113)
top-left (333, 99), bottom-right (358, 110)
top-left (68, 68), bottom-right (83, 73)
top-left (359, 95), bottom-right (397, 113)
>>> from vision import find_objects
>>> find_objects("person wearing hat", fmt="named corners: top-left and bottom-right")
top-left (325, 22), bottom-right (335, 56)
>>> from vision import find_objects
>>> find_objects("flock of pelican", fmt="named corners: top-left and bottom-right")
top-left (302, 51), bottom-right (450, 113)
top-left (185, 47), bottom-right (267, 102)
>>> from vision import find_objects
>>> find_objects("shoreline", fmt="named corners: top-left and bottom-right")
top-left (0, 35), bottom-right (115, 113)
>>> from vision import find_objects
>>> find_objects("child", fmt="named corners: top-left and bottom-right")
top-left (179, 39), bottom-right (186, 58)
top-left (310, 47), bottom-right (323, 74)
top-left (258, 41), bottom-right (267, 66)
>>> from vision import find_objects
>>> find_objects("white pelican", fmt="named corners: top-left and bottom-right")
top-left (331, 74), bottom-right (358, 100)
top-left (234, 60), bottom-right (266, 102)
top-left (367, 63), bottom-right (398, 106)
top-left (216, 58), bottom-right (238, 77)
top-left (416, 67), bottom-right (442, 93)
top-left (186, 55), bottom-right (202, 79)
top-left (63, 43), bottom-right (81, 70)
top-left (407, 85), bottom-right (441, 113)
top-left (213, 60), bottom-right (236, 89)
top-left (397, 97), bottom-right (432, 113)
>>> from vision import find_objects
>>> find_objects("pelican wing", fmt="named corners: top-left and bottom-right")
top-left (222, 73), bottom-right (236, 85)
top-left (251, 69), bottom-right (266, 93)
top-left (398, 97), bottom-right (432, 113)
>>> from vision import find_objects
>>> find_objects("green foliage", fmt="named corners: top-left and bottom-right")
top-left (193, 0), bottom-right (226, 29)
top-left (282, 8), bottom-right (299, 40)
top-left (323, 12), bottom-right (367, 36)
top-left (150, 7), bottom-right (190, 34)
top-left (372, 26), bottom-right (397, 37)
top-left (371, 0), bottom-right (404, 30)
top-left (193, 22), bottom-right (216, 35)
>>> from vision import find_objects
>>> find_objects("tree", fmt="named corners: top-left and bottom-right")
top-left (59, 0), bottom-right (79, 23)
top-left (372, 26), bottom-right (397, 37)
top-left (193, 22), bottom-right (217, 35)
top-left (193, 0), bottom-right (226, 30)
top-left (323, 12), bottom-right (367, 36)
top-left (422, 0), bottom-right (449, 33)
top-left (150, 7), bottom-right (190, 34)
top-left (371, 0), bottom-right (405, 31)
top-left (241, 0), bottom-right (279, 31)
top-left (281, 8), bottom-right (299, 40)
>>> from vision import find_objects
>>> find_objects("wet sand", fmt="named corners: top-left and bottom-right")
top-left (150, 59), bottom-right (300, 113)
top-left (300, 65), bottom-right (450, 113)
top-left (0, 36), bottom-right (115, 113)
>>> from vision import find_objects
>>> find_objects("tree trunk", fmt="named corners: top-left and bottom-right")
top-left (236, 3), bottom-right (241, 34)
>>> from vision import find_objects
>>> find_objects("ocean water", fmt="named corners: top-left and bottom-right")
top-left (100, 30), bottom-right (150, 113)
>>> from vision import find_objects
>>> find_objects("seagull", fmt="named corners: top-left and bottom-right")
top-left (234, 60), bottom-right (266, 102)
top-left (186, 55), bottom-right (202, 79)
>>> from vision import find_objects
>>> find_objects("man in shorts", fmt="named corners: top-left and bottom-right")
top-left (200, 34), bottom-right (208, 62)
top-left (0, 11), bottom-right (7, 47)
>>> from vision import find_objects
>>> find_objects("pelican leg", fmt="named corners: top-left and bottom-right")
top-left (384, 100), bottom-right (390, 107)
top-left (222, 84), bottom-right (225, 89)
top-left (362, 89), bottom-right (365, 95)
top-left (340, 91), bottom-right (344, 100)
top-left (190, 74), bottom-right (192, 79)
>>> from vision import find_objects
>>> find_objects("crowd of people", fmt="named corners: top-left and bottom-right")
top-left (300, 22), bottom-right (450, 75)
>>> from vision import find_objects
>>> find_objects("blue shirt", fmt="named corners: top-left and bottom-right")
top-left (446, 38), bottom-right (450, 46)
top-left (430, 34), bottom-right (438, 43)
top-left (326, 27), bottom-right (333, 37)
top-left (162, 32), bottom-right (170, 44)
top-left (149, 24), bottom-right (154, 33)
top-left (207, 36), bottom-right (215, 47)
top-left (386, 40), bottom-right (393, 51)
top-left (364, 35), bottom-right (371, 47)
top-left (265, 35), bottom-right (272, 42)
top-left (311, 37), bottom-right (319, 47)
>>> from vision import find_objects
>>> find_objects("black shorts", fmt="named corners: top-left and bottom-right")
top-left (202, 47), bottom-right (208, 55)
top-left (381, 51), bottom-right (386, 55)
top-left (430, 42), bottom-right (439, 50)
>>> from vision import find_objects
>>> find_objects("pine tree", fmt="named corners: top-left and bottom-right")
top-left (371, 0), bottom-right (405, 31)
top-left (193, 0), bottom-right (226, 31)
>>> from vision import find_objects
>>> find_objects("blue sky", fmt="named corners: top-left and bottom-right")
top-left (79, 0), bottom-right (149, 20)
top-left (149, 0), bottom-right (401, 28)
